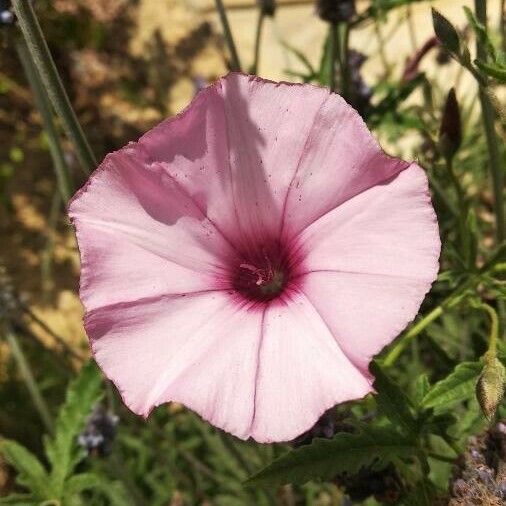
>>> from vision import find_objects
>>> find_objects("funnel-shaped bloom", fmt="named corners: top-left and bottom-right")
top-left (69, 74), bottom-right (440, 443)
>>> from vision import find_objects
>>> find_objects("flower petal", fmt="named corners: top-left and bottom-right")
top-left (300, 272), bottom-right (433, 373)
top-left (69, 150), bottom-right (237, 312)
top-left (295, 164), bottom-right (440, 371)
top-left (281, 92), bottom-right (408, 240)
top-left (250, 291), bottom-right (372, 443)
top-left (296, 164), bottom-right (440, 279)
top-left (139, 73), bottom-right (330, 248)
top-left (87, 291), bottom-right (264, 439)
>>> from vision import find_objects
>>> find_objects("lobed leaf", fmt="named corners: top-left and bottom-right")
top-left (44, 361), bottom-right (103, 495)
top-left (421, 362), bottom-right (481, 410)
top-left (246, 427), bottom-right (417, 488)
top-left (0, 440), bottom-right (50, 499)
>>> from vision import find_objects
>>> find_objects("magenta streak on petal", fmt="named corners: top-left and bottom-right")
top-left (278, 93), bottom-right (331, 239)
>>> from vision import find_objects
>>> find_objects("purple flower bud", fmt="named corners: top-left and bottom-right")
top-left (78, 404), bottom-right (119, 457)
top-left (438, 88), bottom-right (462, 160)
top-left (316, 0), bottom-right (355, 24)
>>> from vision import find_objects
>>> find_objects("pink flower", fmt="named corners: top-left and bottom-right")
top-left (69, 73), bottom-right (440, 443)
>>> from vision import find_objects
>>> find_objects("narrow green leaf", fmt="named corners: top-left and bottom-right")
top-left (0, 440), bottom-right (50, 499)
top-left (432, 9), bottom-right (461, 56)
top-left (246, 427), bottom-right (416, 488)
top-left (44, 361), bottom-right (103, 495)
top-left (463, 6), bottom-right (496, 60)
top-left (421, 362), bottom-right (482, 409)
top-left (475, 60), bottom-right (506, 82)
top-left (413, 375), bottom-right (431, 406)
top-left (0, 494), bottom-right (38, 505)
top-left (370, 361), bottom-right (418, 437)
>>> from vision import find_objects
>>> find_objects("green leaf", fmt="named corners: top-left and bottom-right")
top-left (370, 361), bottom-right (418, 437)
top-left (432, 9), bottom-right (461, 56)
top-left (44, 361), bottom-right (103, 495)
top-left (413, 375), bottom-right (431, 406)
top-left (0, 440), bottom-right (50, 499)
top-left (0, 494), bottom-right (38, 505)
top-left (474, 59), bottom-right (506, 82)
top-left (463, 6), bottom-right (496, 60)
top-left (421, 362), bottom-right (482, 410)
top-left (64, 472), bottom-right (103, 497)
top-left (246, 427), bottom-right (417, 488)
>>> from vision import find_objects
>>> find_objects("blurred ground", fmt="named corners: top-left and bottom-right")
top-left (0, 0), bottom-right (502, 356)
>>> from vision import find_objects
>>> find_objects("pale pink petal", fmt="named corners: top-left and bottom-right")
top-left (69, 150), bottom-right (237, 312)
top-left (296, 164), bottom-right (440, 278)
top-left (294, 164), bottom-right (440, 371)
top-left (87, 291), bottom-right (264, 438)
top-left (300, 272), bottom-right (433, 373)
top-left (281, 92), bottom-right (408, 240)
top-left (139, 73), bottom-right (330, 248)
top-left (250, 291), bottom-right (372, 443)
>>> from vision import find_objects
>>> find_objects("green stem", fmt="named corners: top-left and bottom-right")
top-left (481, 302), bottom-right (499, 359)
top-left (3, 322), bottom-right (53, 433)
top-left (15, 37), bottom-right (73, 202)
top-left (329, 23), bottom-right (338, 92)
top-left (338, 22), bottom-right (350, 100)
top-left (473, 0), bottom-right (505, 244)
top-left (384, 244), bottom-right (505, 366)
top-left (374, 19), bottom-right (390, 79)
top-left (12, 0), bottom-right (96, 175)
top-left (383, 283), bottom-right (469, 367)
top-left (214, 0), bottom-right (241, 72)
top-left (252, 11), bottom-right (265, 75)
top-left (446, 156), bottom-right (469, 262)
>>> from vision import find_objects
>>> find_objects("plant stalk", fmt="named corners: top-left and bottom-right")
top-left (3, 322), bottom-right (53, 433)
top-left (15, 37), bottom-right (73, 202)
top-left (12, 0), bottom-right (96, 175)
top-left (329, 23), bottom-right (338, 92)
top-left (214, 0), bottom-right (242, 72)
top-left (473, 0), bottom-right (505, 244)
top-left (383, 244), bottom-right (505, 366)
top-left (252, 10), bottom-right (265, 75)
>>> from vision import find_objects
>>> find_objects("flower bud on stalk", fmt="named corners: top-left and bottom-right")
top-left (438, 88), bottom-right (462, 161)
top-left (256, 0), bottom-right (276, 17)
top-left (316, 0), bottom-right (355, 24)
top-left (476, 357), bottom-right (506, 421)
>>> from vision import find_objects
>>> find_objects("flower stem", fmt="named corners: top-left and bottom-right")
top-left (383, 244), bottom-right (505, 366)
top-left (3, 321), bottom-right (53, 433)
top-left (252, 10), bottom-right (265, 75)
top-left (15, 37), bottom-right (73, 202)
top-left (338, 22), bottom-right (350, 100)
top-left (12, 0), bottom-right (96, 175)
top-left (214, 0), bottom-right (241, 72)
top-left (329, 23), bottom-right (338, 92)
top-left (474, 0), bottom-right (505, 244)
top-left (480, 302), bottom-right (499, 360)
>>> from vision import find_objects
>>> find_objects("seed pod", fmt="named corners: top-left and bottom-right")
top-left (439, 88), bottom-right (462, 160)
top-left (316, 0), bottom-right (355, 24)
top-left (476, 358), bottom-right (506, 420)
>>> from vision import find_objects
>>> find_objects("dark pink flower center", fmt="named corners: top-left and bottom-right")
top-left (232, 243), bottom-right (291, 302)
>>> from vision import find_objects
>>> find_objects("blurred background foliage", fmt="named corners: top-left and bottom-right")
top-left (0, 0), bottom-right (505, 504)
